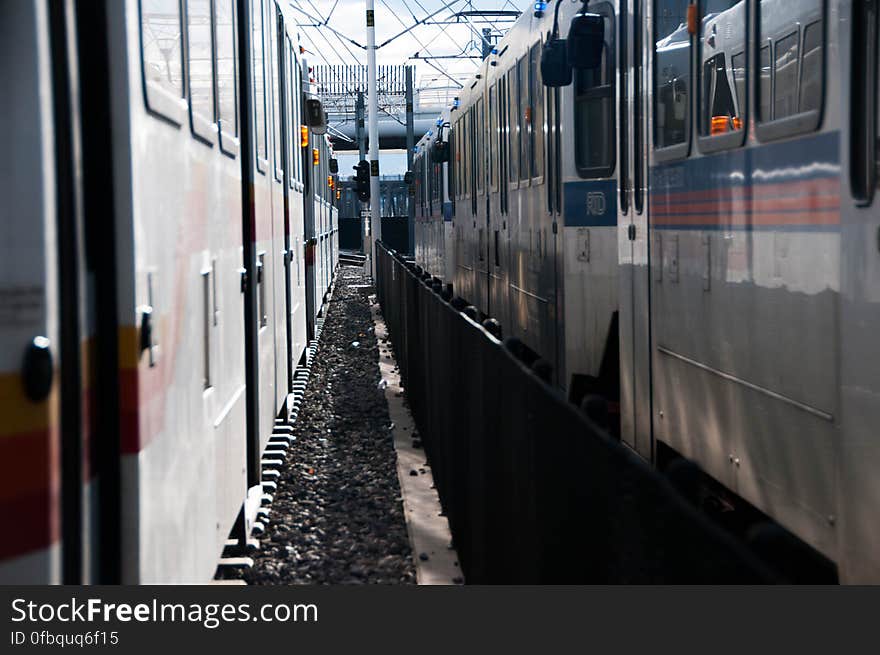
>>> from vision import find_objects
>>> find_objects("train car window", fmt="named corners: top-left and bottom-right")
top-left (427, 148), bottom-right (434, 213)
top-left (732, 52), bottom-right (746, 115)
top-left (287, 43), bottom-right (295, 189)
top-left (518, 56), bottom-right (529, 182)
top-left (759, 44), bottom-right (772, 121)
top-left (851, 0), bottom-right (878, 204)
top-left (186, 0), bottom-right (215, 141)
top-left (448, 133), bottom-right (456, 212)
top-left (530, 42), bottom-right (545, 180)
top-left (271, 6), bottom-right (282, 182)
top-left (293, 53), bottom-right (302, 184)
top-left (489, 84), bottom-right (498, 191)
top-left (756, 0), bottom-right (823, 138)
top-left (773, 32), bottom-right (799, 119)
top-left (499, 75), bottom-right (508, 212)
top-left (466, 110), bottom-right (473, 197)
top-left (215, 0), bottom-right (238, 153)
top-left (454, 122), bottom-right (460, 199)
top-left (460, 115), bottom-right (466, 198)
top-left (436, 156), bottom-right (442, 206)
top-left (455, 116), bottom-right (467, 198)
top-left (423, 155), bottom-right (428, 212)
top-left (654, 0), bottom-right (689, 152)
top-left (575, 3), bottom-right (615, 177)
top-left (633, 0), bottom-right (644, 212)
top-left (140, 0), bottom-right (185, 122)
top-left (697, 0), bottom-right (746, 145)
top-left (508, 68), bottom-right (519, 184)
top-left (619, 0), bottom-right (629, 212)
top-left (800, 21), bottom-right (823, 113)
top-left (253, 0), bottom-right (268, 172)
top-left (476, 97), bottom-right (485, 194)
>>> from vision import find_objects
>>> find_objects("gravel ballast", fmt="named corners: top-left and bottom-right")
top-left (242, 266), bottom-right (416, 585)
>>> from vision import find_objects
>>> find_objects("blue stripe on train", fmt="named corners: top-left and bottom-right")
top-left (563, 179), bottom-right (618, 227)
top-left (649, 131), bottom-right (840, 194)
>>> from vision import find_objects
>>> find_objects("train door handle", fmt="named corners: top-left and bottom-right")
top-left (21, 336), bottom-right (53, 402)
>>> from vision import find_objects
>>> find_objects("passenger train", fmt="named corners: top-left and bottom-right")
top-left (0, 0), bottom-right (337, 583)
top-left (413, 0), bottom-right (880, 582)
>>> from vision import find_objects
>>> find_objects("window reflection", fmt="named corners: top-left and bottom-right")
top-left (215, 0), bottom-right (238, 140)
top-left (141, 0), bottom-right (184, 112)
top-left (655, 0), bottom-right (688, 148)
top-left (699, 0), bottom-right (746, 136)
top-left (187, 0), bottom-right (214, 125)
top-left (758, 0), bottom-right (823, 122)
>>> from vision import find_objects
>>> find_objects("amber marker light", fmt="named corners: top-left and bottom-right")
top-left (300, 125), bottom-right (309, 148)
top-left (313, 148), bottom-right (320, 166)
top-left (710, 116), bottom-right (730, 135)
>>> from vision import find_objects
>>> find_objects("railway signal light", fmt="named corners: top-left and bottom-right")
top-left (300, 125), bottom-right (309, 148)
top-left (354, 160), bottom-right (371, 202)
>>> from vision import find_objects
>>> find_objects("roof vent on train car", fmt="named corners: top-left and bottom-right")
top-left (305, 98), bottom-right (327, 135)
top-left (568, 4), bottom-right (604, 70)
top-left (541, 0), bottom-right (572, 86)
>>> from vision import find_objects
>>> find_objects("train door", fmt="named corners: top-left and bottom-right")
top-left (53, 0), bottom-right (99, 584)
top-left (267, 0), bottom-right (287, 411)
top-left (489, 77), bottom-right (511, 332)
top-left (276, 6), bottom-right (294, 391)
top-left (0, 0), bottom-right (72, 584)
top-left (546, 56), bottom-right (562, 383)
top-left (475, 91), bottom-right (490, 312)
top-left (618, 0), bottom-right (652, 458)
top-left (839, 0), bottom-right (880, 582)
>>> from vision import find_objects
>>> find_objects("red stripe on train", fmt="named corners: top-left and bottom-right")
top-left (0, 429), bottom-right (60, 560)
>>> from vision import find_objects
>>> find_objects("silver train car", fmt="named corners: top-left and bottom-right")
top-left (413, 114), bottom-right (455, 282)
top-left (414, 0), bottom-right (880, 582)
top-left (0, 0), bottom-right (337, 583)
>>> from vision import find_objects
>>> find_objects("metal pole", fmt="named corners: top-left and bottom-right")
top-left (366, 0), bottom-right (381, 278)
top-left (356, 91), bottom-right (366, 253)
top-left (405, 66), bottom-right (415, 256)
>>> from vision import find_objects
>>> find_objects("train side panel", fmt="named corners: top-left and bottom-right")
top-left (115, 0), bottom-right (248, 582)
top-left (647, 0), bottom-right (840, 564)
top-left (0, 0), bottom-right (62, 583)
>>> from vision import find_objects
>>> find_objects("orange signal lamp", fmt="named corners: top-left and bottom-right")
top-left (313, 148), bottom-right (320, 166)
top-left (731, 116), bottom-right (743, 131)
top-left (336, 189), bottom-right (341, 200)
top-left (327, 175), bottom-right (335, 190)
top-left (300, 125), bottom-right (309, 148)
